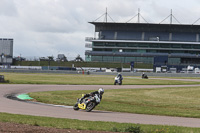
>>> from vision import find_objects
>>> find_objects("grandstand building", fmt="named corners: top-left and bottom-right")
top-left (85, 22), bottom-right (200, 70)
top-left (0, 38), bottom-right (13, 65)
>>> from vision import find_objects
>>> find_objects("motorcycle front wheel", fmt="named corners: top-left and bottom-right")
top-left (73, 103), bottom-right (79, 110)
top-left (86, 102), bottom-right (96, 112)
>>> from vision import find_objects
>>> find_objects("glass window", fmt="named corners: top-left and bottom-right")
top-left (125, 57), bottom-right (135, 63)
top-left (172, 44), bottom-right (181, 48)
top-left (85, 55), bottom-right (91, 62)
top-left (112, 49), bottom-right (118, 52)
top-left (168, 58), bottom-right (180, 64)
top-left (103, 56), bottom-right (113, 62)
top-left (147, 50), bottom-right (157, 53)
top-left (193, 45), bottom-right (200, 49)
top-left (124, 49), bottom-right (132, 52)
top-left (189, 51), bottom-right (199, 54)
top-left (138, 43), bottom-right (148, 47)
top-left (91, 56), bottom-right (103, 62)
top-left (116, 43), bottom-right (125, 47)
top-left (182, 44), bottom-right (191, 48)
top-left (137, 49), bottom-right (146, 53)
top-left (158, 50), bottom-right (170, 53)
top-left (113, 57), bottom-right (124, 62)
top-left (93, 48), bottom-right (103, 51)
top-left (127, 43), bottom-right (138, 47)
top-left (170, 50), bottom-right (183, 53)
top-left (105, 49), bottom-right (112, 51)
top-left (131, 49), bottom-right (137, 52)
top-left (105, 43), bottom-right (116, 46)
top-left (160, 44), bottom-right (170, 48)
top-left (149, 44), bottom-right (159, 48)
top-left (93, 42), bottom-right (104, 46)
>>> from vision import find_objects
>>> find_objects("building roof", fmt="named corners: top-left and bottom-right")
top-left (89, 22), bottom-right (200, 33)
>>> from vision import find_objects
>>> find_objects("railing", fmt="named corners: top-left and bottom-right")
top-left (85, 37), bottom-right (93, 42)
top-left (85, 37), bottom-right (100, 41)
top-left (85, 50), bottom-right (91, 54)
top-left (85, 43), bottom-right (92, 48)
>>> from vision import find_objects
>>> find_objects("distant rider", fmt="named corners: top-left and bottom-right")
top-left (117, 73), bottom-right (123, 80)
top-left (117, 73), bottom-right (123, 83)
top-left (80, 88), bottom-right (104, 102)
top-left (142, 72), bottom-right (145, 78)
top-left (142, 72), bottom-right (148, 79)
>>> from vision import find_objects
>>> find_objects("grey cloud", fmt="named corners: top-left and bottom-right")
top-left (0, 0), bottom-right (18, 17)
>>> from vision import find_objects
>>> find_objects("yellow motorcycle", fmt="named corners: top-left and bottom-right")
top-left (73, 94), bottom-right (101, 112)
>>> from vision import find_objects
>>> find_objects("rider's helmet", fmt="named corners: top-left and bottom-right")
top-left (98, 88), bottom-right (104, 95)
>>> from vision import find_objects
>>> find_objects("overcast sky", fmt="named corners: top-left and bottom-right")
top-left (0, 0), bottom-right (200, 60)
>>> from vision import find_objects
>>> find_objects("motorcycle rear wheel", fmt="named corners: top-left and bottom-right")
top-left (86, 102), bottom-right (95, 112)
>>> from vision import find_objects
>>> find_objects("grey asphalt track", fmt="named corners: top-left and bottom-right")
top-left (1, 84), bottom-right (200, 128)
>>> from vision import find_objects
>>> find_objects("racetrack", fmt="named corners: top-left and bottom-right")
top-left (1, 84), bottom-right (200, 128)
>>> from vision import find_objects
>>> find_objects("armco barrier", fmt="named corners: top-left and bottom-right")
top-left (1, 69), bottom-right (200, 77)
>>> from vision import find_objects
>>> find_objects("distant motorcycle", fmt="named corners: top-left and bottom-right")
top-left (142, 74), bottom-right (148, 79)
top-left (73, 94), bottom-right (101, 112)
top-left (114, 76), bottom-right (123, 85)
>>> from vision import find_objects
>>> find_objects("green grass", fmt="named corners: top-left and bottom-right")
top-left (2, 72), bottom-right (200, 85)
top-left (0, 112), bottom-right (200, 133)
top-left (29, 86), bottom-right (200, 118)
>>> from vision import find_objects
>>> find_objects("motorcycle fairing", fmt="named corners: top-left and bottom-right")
top-left (78, 103), bottom-right (86, 109)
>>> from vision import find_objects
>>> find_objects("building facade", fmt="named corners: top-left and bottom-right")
top-left (85, 22), bottom-right (200, 69)
top-left (0, 38), bottom-right (13, 65)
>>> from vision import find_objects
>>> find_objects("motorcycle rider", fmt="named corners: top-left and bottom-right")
top-left (117, 73), bottom-right (123, 80)
top-left (80, 88), bottom-right (104, 102)
top-left (116, 73), bottom-right (123, 84)
top-left (142, 72), bottom-right (145, 78)
top-left (142, 72), bottom-right (148, 79)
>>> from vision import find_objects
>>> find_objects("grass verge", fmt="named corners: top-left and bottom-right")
top-left (1, 72), bottom-right (200, 85)
top-left (0, 112), bottom-right (200, 133)
top-left (29, 86), bottom-right (200, 118)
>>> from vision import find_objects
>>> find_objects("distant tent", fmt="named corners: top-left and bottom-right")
top-left (57, 54), bottom-right (68, 62)
top-left (74, 55), bottom-right (84, 62)
top-left (39, 57), bottom-right (49, 61)
top-left (47, 56), bottom-right (54, 61)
